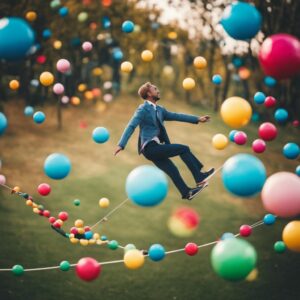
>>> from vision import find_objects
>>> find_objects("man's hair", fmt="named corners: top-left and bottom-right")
top-left (138, 82), bottom-right (152, 99)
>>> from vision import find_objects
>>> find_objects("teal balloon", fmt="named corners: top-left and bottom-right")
top-left (44, 153), bottom-right (71, 180)
top-left (124, 244), bottom-right (136, 253)
top-left (211, 238), bottom-right (257, 281)
top-left (274, 108), bottom-right (288, 123)
top-left (59, 260), bottom-right (70, 271)
top-left (24, 106), bottom-right (34, 116)
top-left (283, 143), bottom-right (299, 159)
top-left (274, 241), bottom-right (286, 253)
top-left (12, 264), bottom-right (24, 276)
top-left (108, 240), bottom-right (119, 250)
top-left (148, 244), bottom-right (166, 261)
top-left (0, 112), bottom-right (8, 135)
top-left (126, 165), bottom-right (168, 206)
top-left (92, 127), bottom-right (109, 143)
top-left (222, 154), bottom-right (266, 197)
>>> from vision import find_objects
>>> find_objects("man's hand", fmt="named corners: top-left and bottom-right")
top-left (114, 146), bottom-right (123, 156)
top-left (198, 115), bottom-right (210, 123)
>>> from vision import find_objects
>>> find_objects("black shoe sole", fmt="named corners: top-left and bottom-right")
top-left (188, 183), bottom-right (209, 200)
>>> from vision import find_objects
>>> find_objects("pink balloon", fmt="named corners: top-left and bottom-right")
top-left (234, 131), bottom-right (247, 145)
top-left (53, 83), bottom-right (64, 95)
top-left (252, 139), bottom-right (266, 153)
top-left (258, 34), bottom-right (300, 80)
top-left (258, 122), bottom-right (277, 141)
top-left (261, 172), bottom-right (300, 217)
top-left (37, 183), bottom-right (51, 196)
top-left (82, 41), bottom-right (93, 52)
top-left (239, 225), bottom-right (252, 237)
top-left (56, 59), bottom-right (71, 73)
top-left (0, 174), bottom-right (6, 185)
top-left (264, 96), bottom-right (276, 108)
top-left (76, 257), bottom-right (101, 281)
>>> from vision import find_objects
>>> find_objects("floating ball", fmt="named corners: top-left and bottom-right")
top-left (37, 183), bottom-right (51, 196)
top-left (185, 243), bottom-right (198, 256)
top-left (221, 2), bottom-right (261, 40)
top-left (76, 257), bottom-right (101, 281)
top-left (234, 131), bottom-right (247, 145)
top-left (263, 214), bottom-right (276, 225)
top-left (212, 74), bottom-right (222, 85)
top-left (44, 153), bottom-right (71, 180)
top-left (33, 111), bottom-right (46, 124)
top-left (42, 28), bottom-right (51, 39)
top-left (24, 106), bottom-right (34, 116)
top-left (75, 219), bottom-right (84, 227)
top-left (238, 67), bottom-right (251, 80)
top-left (258, 122), bottom-right (277, 141)
top-left (148, 244), bottom-right (166, 262)
top-left (56, 59), bottom-right (71, 73)
top-left (283, 143), bottom-right (299, 159)
top-left (78, 12), bottom-right (88, 22)
top-left (239, 225), bottom-right (252, 237)
top-left (274, 108), bottom-right (288, 123)
top-left (124, 249), bottom-right (145, 269)
top-left (264, 96), bottom-right (276, 108)
top-left (61, 96), bottom-right (69, 104)
top-left (58, 211), bottom-right (68, 221)
top-left (193, 56), bottom-right (207, 69)
top-left (212, 133), bottom-right (228, 150)
top-left (39, 71), bottom-right (54, 86)
top-left (141, 50), bottom-right (153, 62)
top-left (99, 197), bottom-right (110, 208)
top-left (262, 172), bottom-right (300, 217)
top-left (220, 97), bottom-right (252, 128)
top-left (0, 174), bottom-right (6, 185)
top-left (59, 260), bottom-right (70, 271)
top-left (82, 41), bottom-right (93, 52)
top-left (274, 241), bottom-right (286, 253)
top-left (221, 232), bottom-right (235, 240)
top-left (84, 231), bottom-right (93, 240)
top-left (103, 93), bottom-right (113, 103)
top-left (36, 55), bottom-right (46, 65)
top-left (120, 61), bottom-right (133, 73)
top-left (12, 265), bottom-right (24, 276)
top-left (25, 11), bottom-right (37, 22)
top-left (264, 76), bottom-right (277, 87)
top-left (53, 40), bottom-right (62, 50)
top-left (124, 244), bottom-right (136, 253)
top-left (292, 120), bottom-right (299, 127)
top-left (9, 80), bottom-right (19, 90)
top-left (107, 240), bottom-right (119, 250)
top-left (258, 34), bottom-right (300, 80)
top-left (182, 77), bottom-right (195, 90)
top-left (126, 165), bottom-right (168, 207)
top-left (0, 17), bottom-right (35, 60)
top-left (229, 130), bottom-right (237, 142)
top-left (73, 199), bottom-right (81, 206)
top-left (0, 112), bottom-right (8, 135)
top-left (92, 127), bottom-right (110, 143)
top-left (53, 83), bottom-right (64, 95)
top-left (59, 7), bottom-right (69, 17)
top-left (253, 92), bottom-right (265, 104)
top-left (211, 238), bottom-right (257, 281)
top-left (122, 20), bottom-right (134, 33)
top-left (222, 154), bottom-right (266, 197)
top-left (296, 165), bottom-right (300, 177)
top-left (282, 221), bottom-right (300, 252)
top-left (252, 139), bottom-right (266, 153)
top-left (251, 112), bottom-right (260, 122)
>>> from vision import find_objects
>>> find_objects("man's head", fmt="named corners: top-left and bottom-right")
top-left (138, 82), bottom-right (160, 102)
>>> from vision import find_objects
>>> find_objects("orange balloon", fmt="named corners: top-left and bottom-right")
top-left (282, 221), bottom-right (300, 252)
top-left (9, 80), bottom-right (20, 90)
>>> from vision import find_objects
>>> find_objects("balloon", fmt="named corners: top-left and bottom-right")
top-left (92, 127), bottom-right (109, 143)
top-left (12, 265), bottom-right (24, 276)
top-left (296, 165), bottom-right (300, 176)
top-left (39, 72), bottom-right (54, 86)
top-left (82, 41), bottom-right (92, 52)
top-left (122, 20), bottom-right (135, 33)
top-left (238, 67), bottom-right (251, 80)
top-left (78, 12), bottom-right (88, 22)
top-left (126, 165), bottom-right (168, 206)
top-left (24, 106), bottom-right (34, 116)
top-left (263, 214), bottom-right (276, 225)
top-left (0, 17), bottom-right (35, 60)
top-left (9, 80), bottom-right (19, 90)
top-left (264, 76), bottom-right (277, 87)
top-left (274, 108), bottom-right (288, 123)
top-left (59, 261), bottom-right (70, 271)
top-left (220, 97), bottom-right (252, 128)
top-left (120, 61), bottom-right (133, 73)
top-left (59, 7), bottom-right (69, 17)
top-left (141, 50), bottom-right (153, 62)
top-left (239, 225), bottom-right (252, 237)
top-left (185, 243), bottom-right (198, 256)
top-left (182, 78), bottom-right (195, 90)
top-left (99, 197), bottom-right (110, 208)
top-left (212, 74), bottom-right (222, 85)
top-left (124, 249), bottom-right (144, 269)
top-left (292, 120), bottom-right (299, 127)
top-left (222, 154), bottom-right (266, 197)
top-left (274, 241), bottom-right (286, 253)
top-left (282, 221), bottom-right (300, 252)
top-left (53, 83), bottom-right (64, 95)
top-left (73, 199), bottom-right (81, 206)
top-left (44, 153), bottom-right (71, 180)
top-left (232, 56), bottom-right (243, 68)
top-left (252, 139), bottom-right (266, 153)
top-left (234, 131), bottom-right (247, 145)
top-left (0, 174), bottom-right (6, 185)
top-left (253, 92), bottom-right (265, 104)
top-left (258, 122), bottom-right (277, 141)
top-left (76, 257), bottom-right (101, 281)
top-left (221, 2), bottom-right (261, 40)
top-left (33, 111), bottom-right (45, 124)
top-left (264, 96), bottom-right (276, 108)
top-left (228, 130), bottom-right (237, 142)
top-left (283, 143), bottom-right (299, 160)
top-left (42, 29), bottom-right (51, 39)
top-left (193, 56), bottom-right (207, 69)
top-left (212, 133), bottom-right (228, 150)
top-left (112, 47), bottom-right (123, 61)
top-left (261, 172), bottom-right (300, 217)
top-left (25, 11), bottom-right (37, 22)
top-left (251, 112), bottom-right (260, 122)
top-left (37, 183), bottom-right (51, 196)
top-left (221, 232), bottom-right (235, 240)
top-left (258, 34), bottom-right (300, 80)
top-left (148, 244), bottom-right (166, 262)
top-left (56, 59), bottom-right (71, 73)
top-left (211, 238), bottom-right (257, 281)
top-left (0, 112), bottom-right (8, 135)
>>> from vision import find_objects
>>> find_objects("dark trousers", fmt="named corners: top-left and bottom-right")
top-left (142, 141), bottom-right (203, 198)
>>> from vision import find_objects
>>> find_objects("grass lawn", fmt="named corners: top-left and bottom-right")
top-left (0, 95), bottom-right (299, 300)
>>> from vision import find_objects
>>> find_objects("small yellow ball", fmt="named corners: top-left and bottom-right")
top-left (193, 56), bottom-right (207, 69)
top-left (212, 133), bottom-right (229, 150)
top-left (69, 234), bottom-right (75, 239)
top-left (80, 239), bottom-right (89, 246)
top-left (77, 228), bottom-right (85, 235)
top-left (53, 40), bottom-right (62, 50)
top-left (120, 61), bottom-right (133, 73)
top-left (168, 31), bottom-right (177, 40)
top-left (71, 96), bottom-right (81, 106)
top-left (99, 197), bottom-right (110, 208)
top-left (26, 200), bottom-right (33, 206)
top-left (84, 91), bottom-right (94, 100)
top-left (88, 239), bottom-right (96, 245)
top-left (78, 83), bottom-right (87, 92)
top-left (75, 219), bottom-right (84, 228)
top-left (12, 186), bottom-right (21, 193)
top-left (93, 233), bottom-right (100, 240)
top-left (92, 67), bottom-right (103, 76)
top-left (9, 80), bottom-right (20, 90)
top-left (26, 11), bottom-right (37, 22)
top-left (70, 238), bottom-right (79, 244)
top-left (141, 50), bottom-right (153, 62)
top-left (39, 72), bottom-right (54, 86)
top-left (124, 249), bottom-right (145, 270)
top-left (182, 78), bottom-right (196, 90)
top-left (32, 203), bottom-right (38, 208)
top-left (33, 207), bottom-right (40, 214)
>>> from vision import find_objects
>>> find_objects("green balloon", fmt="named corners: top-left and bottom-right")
top-left (211, 238), bottom-right (257, 281)
top-left (73, 199), bottom-right (81, 206)
top-left (108, 240), bottom-right (119, 250)
top-left (60, 260), bottom-right (70, 271)
top-left (78, 12), bottom-right (88, 22)
top-left (50, 0), bottom-right (61, 9)
top-left (12, 265), bottom-right (24, 276)
top-left (124, 243), bottom-right (136, 253)
top-left (274, 241), bottom-right (286, 253)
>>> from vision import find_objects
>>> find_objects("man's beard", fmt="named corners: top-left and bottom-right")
top-left (153, 95), bottom-right (160, 101)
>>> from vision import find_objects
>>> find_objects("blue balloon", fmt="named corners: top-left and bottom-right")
top-left (122, 20), bottom-right (135, 33)
top-left (59, 7), bottom-right (69, 17)
top-left (274, 108), bottom-right (288, 123)
top-left (33, 111), bottom-right (46, 124)
top-left (24, 106), bottom-right (34, 116)
top-left (264, 76), bottom-right (277, 87)
top-left (232, 57), bottom-right (243, 68)
top-left (42, 28), bottom-right (52, 39)
top-left (0, 17), bottom-right (35, 61)
top-left (296, 165), bottom-right (300, 176)
top-left (102, 16), bottom-right (111, 29)
top-left (101, 235), bottom-right (108, 241)
top-left (221, 232), bottom-right (236, 240)
top-left (253, 92), bottom-right (266, 104)
top-left (263, 214), bottom-right (276, 225)
top-left (84, 231), bottom-right (93, 240)
top-left (0, 112), bottom-right (8, 135)
top-left (212, 74), bottom-right (222, 85)
top-left (44, 153), bottom-right (71, 180)
top-left (148, 244), bottom-right (166, 261)
top-left (126, 165), bottom-right (168, 206)
top-left (222, 154), bottom-right (266, 197)
top-left (221, 2), bottom-right (262, 40)
top-left (112, 47), bottom-right (123, 61)
top-left (92, 127), bottom-right (110, 143)
top-left (283, 143), bottom-right (299, 160)
top-left (251, 112), bottom-right (260, 122)
top-left (229, 130), bottom-right (238, 142)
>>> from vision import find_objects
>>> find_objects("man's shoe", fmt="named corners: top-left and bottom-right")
top-left (197, 168), bottom-right (215, 186)
top-left (185, 184), bottom-right (208, 201)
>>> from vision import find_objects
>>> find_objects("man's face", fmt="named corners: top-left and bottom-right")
top-left (148, 85), bottom-right (160, 101)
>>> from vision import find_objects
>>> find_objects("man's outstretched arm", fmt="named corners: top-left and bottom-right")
top-left (162, 107), bottom-right (210, 124)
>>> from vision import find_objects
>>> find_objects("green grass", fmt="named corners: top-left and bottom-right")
top-left (0, 95), bottom-right (299, 300)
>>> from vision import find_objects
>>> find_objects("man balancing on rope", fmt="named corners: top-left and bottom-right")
top-left (114, 82), bottom-right (214, 201)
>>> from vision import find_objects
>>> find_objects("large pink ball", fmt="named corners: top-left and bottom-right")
top-left (53, 83), bottom-right (64, 95)
top-left (75, 257), bottom-right (101, 281)
top-left (258, 34), bottom-right (300, 80)
top-left (252, 139), bottom-right (266, 153)
top-left (258, 122), bottom-right (277, 141)
top-left (234, 131), bottom-right (247, 145)
top-left (261, 172), bottom-right (300, 217)
top-left (56, 59), bottom-right (71, 73)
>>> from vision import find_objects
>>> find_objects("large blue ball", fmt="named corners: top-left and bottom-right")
top-left (126, 165), bottom-right (168, 206)
top-left (92, 127), bottom-right (110, 143)
top-left (274, 108), bottom-right (288, 123)
top-left (283, 143), bottom-right (299, 160)
top-left (222, 154), bottom-right (266, 197)
top-left (148, 244), bottom-right (166, 262)
top-left (44, 153), bottom-right (71, 180)
top-left (24, 106), bottom-right (34, 116)
top-left (0, 17), bottom-right (35, 61)
top-left (122, 20), bottom-right (135, 33)
top-left (264, 76), bottom-right (277, 87)
top-left (221, 2), bottom-right (262, 40)
top-left (33, 111), bottom-right (45, 124)
top-left (0, 112), bottom-right (8, 135)
top-left (253, 92), bottom-right (266, 104)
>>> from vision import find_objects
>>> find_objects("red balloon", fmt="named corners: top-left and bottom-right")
top-left (264, 96), bottom-right (276, 108)
top-left (37, 183), bottom-right (51, 196)
top-left (53, 220), bottom-right (62, 228)
top-left (234, 131), bottom-right (247, 145)
top-left (184, 242), bottom-right (199, 256)
top-left (70, 227), bottom-right (78, 234)
top-left (76, 257), bottom-right (101, 281)
top-left (49, 216), bottom-right (56, 224)
top-left (258, 122), bottom-right (278, 141)
top-left (174, 207), bottom-right (200, 228)
top-left (252, 139), bottom-right (266, 153)
top-left (258, 34), bottom-right (300, 80)
top-left (239, 225), bottom-right (252, 237)
top-left (292, 120), bottom-right (299, 127)
top-left (43, 210), bottom-right (51, 218)
top-left (58, 211), bottom-right (68, 221)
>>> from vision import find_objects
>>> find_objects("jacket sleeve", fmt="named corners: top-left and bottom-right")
top-left (118, 106), bottom-right (145, 149)
top-left (162, 107), bottom-right (199, 124)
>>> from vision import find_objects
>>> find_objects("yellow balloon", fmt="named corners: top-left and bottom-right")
top-left (84, 91), bottom-right (94, 100)
top-left (121, 61), bottom-right (133, 73)
top-left (282, 221), bottom-right (300, 252)
top-left (99, 197), bottom-right (110, 208)
top-left (80, 239), bottom-right (89, 246)
top-left (78, 83), bottom-right (87, 92)
top-left (220, 97), bottom-right (252, 128)
top-left (53, 40), bottom-right (62, 50)
top-left (212, 134), bottom-right (229, 150)
top-left (193, 56), bottom-right (207, 69)
top-left (182, 78), bottom-right (195, 90)
top-left (26, 11), bottom-right (37, 22)
top-left (71, 96), bottom-right (81, 106)
top-left (9, 80), bottom-right (20, 90)
top-left (70, 238), bottom-right (79, 244)
top-left (39, 72), bottom-right (54, 86)
top-left (88, 239), bottom-right (96, 245)
top-left (93, 233), bottom-right (100, 240)
top-left (26, 200), bottom-right (33, 206)
top-left (124, 249), bottom-right (145, 269)
top-left (168, 31), bottom-right (177, 40)
top-left (141, 50), bottom-right (153, 62)
top-left (75, 219), bottom-right (84, 227)
top-left (93, 67), bottom-right (103, 76)
top-left (33, 207), bottom-right (40, 214)
top-left (77, 228), bottom-right (85, 235)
